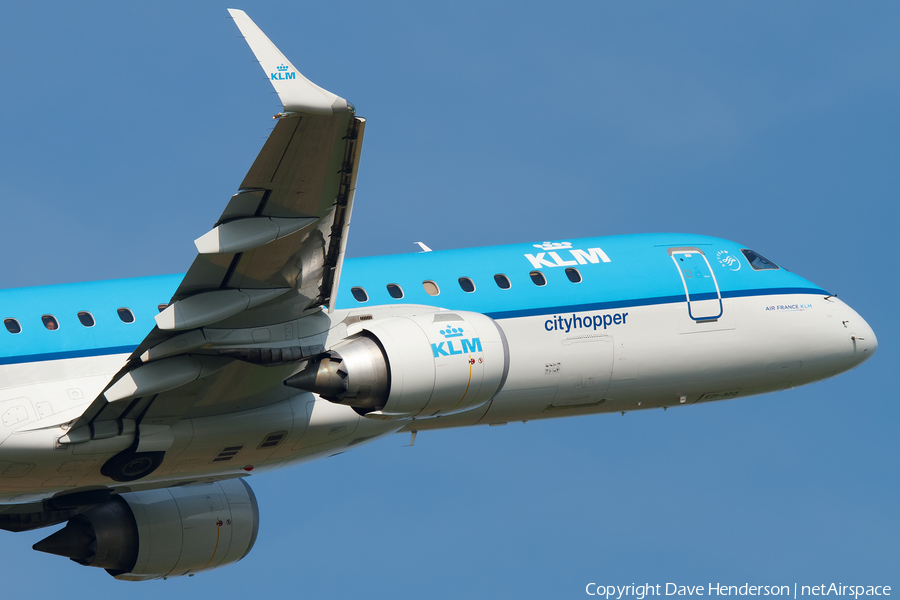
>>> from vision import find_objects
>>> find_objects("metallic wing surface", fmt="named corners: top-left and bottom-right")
top-left (66, 10), bottom-right (366, 445)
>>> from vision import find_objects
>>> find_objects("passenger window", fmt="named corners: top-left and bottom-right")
top-left (42, 315), bottom-right (60, 331)
top-left (4, 318), bottom-right (21, 334)
top-left (565, 268), bottom-right (582, 283)
top-left (422, 281), bottom-right (440, 296)
top-left (740, 249), bottom-right (779, 271)
top-left (351, 287), bottom-right (369, 303)
top-left (387, 284), bottom-right (404, 299)
top-left (494, 274), bottom-right (511, 290)
top-left (77, 312), bottom-right (95, 327)
top-left (458, 277), bottom-right (476, 293)
top-left (529, 271), bottom-right (547, 286)
top-left (117, 308), bottom-right (135, 324)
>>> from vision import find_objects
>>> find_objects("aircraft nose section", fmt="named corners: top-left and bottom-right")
top-left (851, 313), bottom-right (877, 360)
top-left (834, 299), bottom-right (877, 369)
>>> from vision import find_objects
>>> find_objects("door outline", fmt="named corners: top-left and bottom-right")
top-left (668, 247), bottom-right (723, 321)
top-left (551, 334), bottom-right (614, 408)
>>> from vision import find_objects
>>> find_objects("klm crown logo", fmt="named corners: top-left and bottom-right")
top-left (431, 326), bottom-right (482, 358)
top-left (533, 241), bottom-right (572, 250)
top-left (270, 64), bottom-right (296, 81)
top-left (439, 326), bottom-right (465, 339)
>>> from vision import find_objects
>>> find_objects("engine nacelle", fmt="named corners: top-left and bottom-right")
top-left (286, 311), bottom-right (510, 417)
top-left (33, 479), bottom-right (259, 581)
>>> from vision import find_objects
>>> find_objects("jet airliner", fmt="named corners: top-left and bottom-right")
top-left (0, 10), bottom-right (876, 580)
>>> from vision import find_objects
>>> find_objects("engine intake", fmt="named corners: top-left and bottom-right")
top-left (286, 311), bottom-right (509, 417)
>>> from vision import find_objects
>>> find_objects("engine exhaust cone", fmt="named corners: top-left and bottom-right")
top-left (284, 355), bottom-right (347, 400)
top-left (33, 500), bottom-right (139, 572)
top-left (33, 517), bottom-right (95, 563)
top-left (285, 335), bottom-right (390, 411)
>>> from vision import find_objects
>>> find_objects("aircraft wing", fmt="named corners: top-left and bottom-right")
top-left (65, 10), bottom-right (365, 445)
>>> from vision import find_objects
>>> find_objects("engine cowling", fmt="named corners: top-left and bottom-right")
top-left (286, 310), bottom-right (510, 417)
top-left (33, 479), bottom-right (258, 581)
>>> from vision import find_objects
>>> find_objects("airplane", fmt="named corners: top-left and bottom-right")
top-left (0, 9), bottom-right (877, 582)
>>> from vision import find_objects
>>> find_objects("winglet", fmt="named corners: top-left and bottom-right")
top-left (227, 9), bottom-right (349, 115)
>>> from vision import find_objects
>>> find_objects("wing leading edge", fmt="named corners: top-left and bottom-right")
top-left (65, 11), bottom-right (365, 444)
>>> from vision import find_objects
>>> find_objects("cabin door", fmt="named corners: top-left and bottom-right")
top-left (669, 248), bottom-right (723, 321)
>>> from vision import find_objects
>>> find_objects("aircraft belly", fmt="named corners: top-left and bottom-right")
top-left (0, 393), bottom-right (402, 502)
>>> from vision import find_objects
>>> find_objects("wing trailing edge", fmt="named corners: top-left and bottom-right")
top-left (68, 12), bottom-right (366, 442)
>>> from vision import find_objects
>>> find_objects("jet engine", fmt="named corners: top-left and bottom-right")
top-left (33, 479), bottom-right (258, 581)
top-left (286, 311), bottom-right (510, 417)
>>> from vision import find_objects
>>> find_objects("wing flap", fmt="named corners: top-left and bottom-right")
top-left (68, 11), bottom-right (365, 443)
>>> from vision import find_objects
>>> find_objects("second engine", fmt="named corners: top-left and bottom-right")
top-left (32, 479), bottom-right (258, 581)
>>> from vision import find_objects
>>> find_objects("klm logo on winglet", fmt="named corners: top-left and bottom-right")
top-left (270, 64), bottom-right (296, 81)
top-left (525, 241), bottom-right (611, 269)
top-left (431, 326), bottom-right (482, 357)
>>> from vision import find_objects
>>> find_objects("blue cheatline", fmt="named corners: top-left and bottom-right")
top-left (0, 233), bottom-right (826, 364)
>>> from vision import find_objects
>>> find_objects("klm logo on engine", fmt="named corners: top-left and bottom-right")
top-left (271, 64), bottom-right (296, 81)
top-left (431, 326), bottom-right (482, 358)
top-left (524, 241), bottom-right (611, 269)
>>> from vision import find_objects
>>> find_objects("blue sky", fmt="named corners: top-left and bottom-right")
top-left (0, 1), bottom-right (897, 597)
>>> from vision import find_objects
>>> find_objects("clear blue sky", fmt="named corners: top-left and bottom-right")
top-left (0, 1), bottom-right (897, 597)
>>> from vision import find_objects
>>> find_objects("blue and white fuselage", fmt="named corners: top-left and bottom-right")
top-left (1, 10), bottom-right (878, 582)
top-left (0, 233), bottom-right (876, 503)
